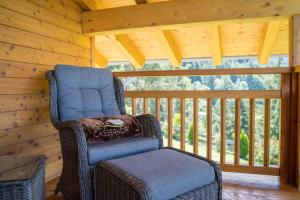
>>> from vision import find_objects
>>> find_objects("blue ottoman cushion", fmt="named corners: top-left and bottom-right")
top-left (107, 149), bottom-right (216, 200)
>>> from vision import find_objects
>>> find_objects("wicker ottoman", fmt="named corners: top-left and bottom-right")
top-left (95, 148), bottom-right (222, 200)
top-left (0, 155), bottom-right (46, 200)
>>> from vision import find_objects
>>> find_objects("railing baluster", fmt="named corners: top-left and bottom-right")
top-left (207, 98), bottom-right (212, 160)
top-left (131, 98), bottom-right (136, 116)
top-left (143, 98), bottom-right (148, 114)
top-left (168, 98), bottom-right (173, 147)
top-left (156, 98), bottom-right (160, 120)
top-left (249, 99), bottom-right (255, 166)
top-left (220, 98), bottom-right (226, 164)
top-left (235, 98), bottom-right (241, 165)
top-left (264, 99), bottom-right (270, 167)
top-left (180, 98), bottom-right (186, 151)
top-left (193, 98), bottom-right (199, 155)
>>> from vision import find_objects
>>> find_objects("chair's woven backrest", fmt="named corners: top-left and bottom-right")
top-left (45, 65), bottom-right (126, 123)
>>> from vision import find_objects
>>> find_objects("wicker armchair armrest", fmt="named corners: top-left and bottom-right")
top-left (55, 121), bottom-right (93, 200)
top-left (135, 114), bottom-right (163, 148)
top-left (56, 120), bottom-right (84, 133)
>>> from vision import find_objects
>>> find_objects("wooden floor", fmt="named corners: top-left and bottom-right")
top-left (46, 172), bottom-right (300, 200)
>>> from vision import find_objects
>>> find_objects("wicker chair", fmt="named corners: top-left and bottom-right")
top-left (46, 65), bottom-right (163, 200)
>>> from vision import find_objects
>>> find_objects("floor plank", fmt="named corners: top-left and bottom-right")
top-left (46, 172), bottom-right (300, 200)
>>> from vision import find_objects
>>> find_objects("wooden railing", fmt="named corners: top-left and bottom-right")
top-left (114, 67), bottom-right (291, 176)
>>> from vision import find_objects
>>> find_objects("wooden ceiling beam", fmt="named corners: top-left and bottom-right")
top-left (94, 50), bottom-right (108, 67)
top-left (211, 25), bottom-right (222, 66)
top-left (259, 21), bottom-right (281, 64)
top-left (154, 30), bottom-right (181, 67)
top-left (109, 34), bottom-right (145, 68)
top-left (73, 0), bottom-right (104, 10)
top-left (82, 0), bottom-right (300, 35)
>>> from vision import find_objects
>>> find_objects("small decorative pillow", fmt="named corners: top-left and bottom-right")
top-left (80, 115), bottom-right (142, 142)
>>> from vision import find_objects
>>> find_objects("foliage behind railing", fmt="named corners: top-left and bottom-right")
top-left (114, 67), bottom-right (290, 175)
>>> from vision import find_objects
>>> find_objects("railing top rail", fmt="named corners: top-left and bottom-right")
top-left (125, 90), bottom-right (281, 99)
top-left (113, 67), bottom-right (291, 77)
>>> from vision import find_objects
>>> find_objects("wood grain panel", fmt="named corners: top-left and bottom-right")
top-left (0, 25), bottom-right (90, 59)
top-left (0, 107), bottom-right (50, 130)
top-left (28, 0), bottom-right (81, 22)
top-left (42, 146), bottom-right (62, 164)
top-left (0, 94), bottom-right (49, 112)
top-left (0, 7), bottom-right (89, 48)
top-left (45, 160), bottom-right (62, 182)
top-left (0, 60), bottom-right (53, 79)
top-left (0, 0), bottom-right (89, 182)
top-left (0, 122), bottom-right (56, 148)
top-left (0, 78), bottom-right (48, 95)
top-left (0, 133), bottom-right (59, 155)
top-left (0, 42), bottom-right (90, 66)
top-left (0, 0), bottom-right (81, 33)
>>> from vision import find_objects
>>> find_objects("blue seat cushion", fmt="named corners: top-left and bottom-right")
top-left (88, 137), bottom-right (159, 165)
top-left (54, 65), bottom-right (120, 122)
top-left (107, 149), bottom-right (216, 200)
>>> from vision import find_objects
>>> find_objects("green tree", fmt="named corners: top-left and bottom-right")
top-left (173, 114), bottom-right (181, 140)
top-left (188, 125), bottom-right (194, 145)
top-left (240, 129), bottom-right (249, 160)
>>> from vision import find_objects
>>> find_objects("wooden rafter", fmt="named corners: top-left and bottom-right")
top-left (94, 50), bottom-right (108, 67)
top-left (211, 25), bottom-right (222, 66)
top-left (73, 0), bottom-right (104, 10)
top-left (259, 21), bottom-right (281, 64)
top-left (154, 30), bottom-right (181, 67)
top-left (108, 34), bottom-right (145, 68)
top-left (82, 0), bottom-right (300, 35)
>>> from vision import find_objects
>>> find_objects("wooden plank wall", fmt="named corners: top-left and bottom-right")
top-left (293, 15), bottom-right (300, 188)
top-left (0, 0), bottom-right (92, 181)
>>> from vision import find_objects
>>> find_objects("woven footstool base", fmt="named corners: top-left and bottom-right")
top-left (95, 148), bottom-right (222, 200)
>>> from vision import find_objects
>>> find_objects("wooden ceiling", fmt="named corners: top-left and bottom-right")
top-left (74, 0), bottom-right (292, 68)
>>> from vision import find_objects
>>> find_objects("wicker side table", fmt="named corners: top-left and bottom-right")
top-left (0, 155), bottom-right (46, 200)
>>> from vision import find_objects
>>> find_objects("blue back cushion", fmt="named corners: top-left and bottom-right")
top-left (54, 65), bottom-right (120, 122)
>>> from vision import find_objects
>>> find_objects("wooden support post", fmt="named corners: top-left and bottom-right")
top-left (290, 73), bottom-right (298, 186)
top-left (220, 99), bottom-right (226, 164)
top-left (280, 73), bottom-right (292, 184)
top-left (180, 98), bottom-right (186, 151)
top-left (90, 36), bottom-right (95, 67)
top-left (289, 15), bottom-right (299, 185)
top-left (298, 73), bottom-right (300, 188)
top-left (293, 15), bottom-right (300, 188)
top-left (249, 99), bottom-right (255, 166)
top-left (207, 98), bottom-right (212, 160)
top-left (235, 98), bottom-right (240, 165)
top-left (193, 98), bottom-right (199, 155)
top-left (168, 98), bottom-right (173, 147)
top-left (279, 15), bottom-right (299, 186)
